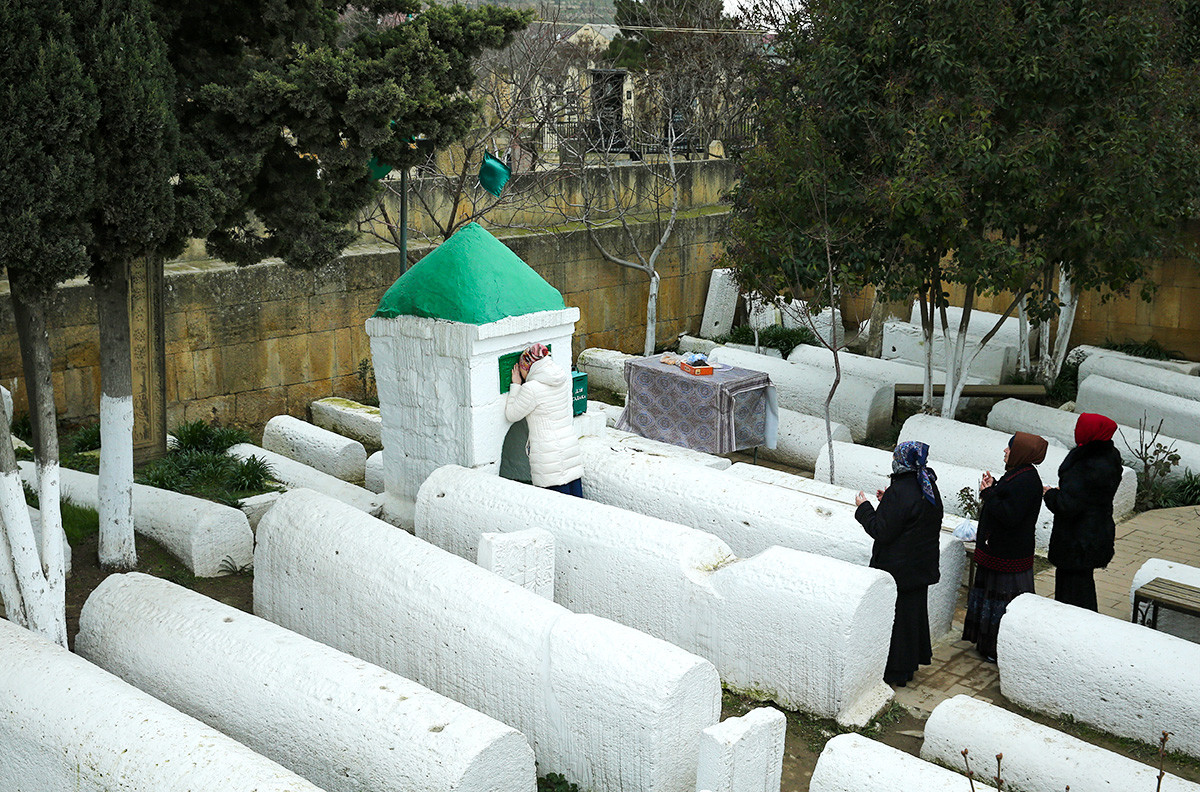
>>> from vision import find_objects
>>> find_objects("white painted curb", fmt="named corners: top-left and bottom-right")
top-left (228, 443), bottom-right (384, 517)
top-left (417, 466), bottom-right (895, 725)
top-left (898, 414), bottom-right (1137, 520)
top-left (708, 346), bottom-right (893, 441)
top-left (254, 488), bottom-right (722, 792)
top-left (998, 593), bottom-right (1200, 758)
top-left (582, 430), bottom-right (732, 470)
top-left (811, 733), bottom-right (995, 792)
top-left (19, 462), bottom-right (252, 577)
top-left (988, 397), bottom-right (1200, 481)
top-left (882, 320), bottom-right (1014, 384)
top-left (0, 617), bottom-right (323, 792)
top-left (310, 397), bottom-right (383, 448)
top-left (579, 445), bottom-right (963, 641)
top-left (923, 695), bottom-right (1200, 792)
top-left (815, 440), bottom-right (1055, 552)
top-left (77, 572), bottom-right (536, 792)
top-left (262, 414), bottom-right (367, 482)
top-left (1072, 344), bottom-right (1200, 376)
top-left (756, 408), bottom-right (851, 472)
top-left (1078, 375), bottom-right (1200, 446)
top-left (576, 348), bottom-right (636, 396)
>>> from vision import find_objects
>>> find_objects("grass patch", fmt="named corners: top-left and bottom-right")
top-left (722, 688), bottom-right (907, 753)
top-left (1048, 711), bottom-right (1200, 773)
top-left (20, 484), bottom-right (99, 544)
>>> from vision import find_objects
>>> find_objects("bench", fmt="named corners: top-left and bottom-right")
top-left (893, 383), bottom-right (1048, 413)
top-left (1132, 577), bottom-right (1200, 629)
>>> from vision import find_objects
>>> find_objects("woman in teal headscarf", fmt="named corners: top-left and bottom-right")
top-left (855, 441), bottom-right (944, 686)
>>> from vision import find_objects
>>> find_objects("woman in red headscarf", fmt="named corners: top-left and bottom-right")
top-left (1043, 413), bottom-right (1123, 610)
top-left (962, 431), bottom-right (1048, 661)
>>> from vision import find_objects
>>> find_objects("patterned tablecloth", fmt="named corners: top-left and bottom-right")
top-left (615, 356), bottom-right (778, 454)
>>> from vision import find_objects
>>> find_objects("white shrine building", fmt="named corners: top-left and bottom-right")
top-left (366, 223), bottom-right (579, 526)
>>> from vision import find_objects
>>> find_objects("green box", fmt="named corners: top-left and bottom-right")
top-left (572, 371), bottom-right (588, 416)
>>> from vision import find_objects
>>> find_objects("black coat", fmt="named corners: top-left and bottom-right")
top-left (975, 464), bottom-right (1042, 570)
top-left (855, 470), bottom-right (943, 592)
top-left (1045, 440), bottom-right (1122, 570)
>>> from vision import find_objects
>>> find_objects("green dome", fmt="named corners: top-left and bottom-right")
top-left (374, 223), bottom-right (565, 324)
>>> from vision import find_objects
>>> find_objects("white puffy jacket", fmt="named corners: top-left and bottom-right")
top-left (504, 357), bottom-right (584, 487)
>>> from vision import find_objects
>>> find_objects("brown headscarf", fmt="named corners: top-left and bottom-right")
top-left (1006, 431), bottom-right (1048, 471)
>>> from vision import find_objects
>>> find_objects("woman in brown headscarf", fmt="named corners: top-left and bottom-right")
top-left (961, 431), bottom-right (1048, 662)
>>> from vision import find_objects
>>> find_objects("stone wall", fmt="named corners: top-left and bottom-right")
top-left (0, 212), bottom-right (726, 430)
top-left (364, 158), bottom-right (739, 245)
top-left (840, 229), bottom-right (1200, 362)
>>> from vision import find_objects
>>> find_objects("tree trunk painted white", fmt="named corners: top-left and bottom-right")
top-left (1037, 315), bottom-right (1052, 383)
top-left (643, 270), bottom-right (660, 356)
top-left (1017, 296), bottom-right (1031, 377)
top-left (6, 283), bottom-right (66, 644)
top-left (865, 299), bottom-right (885, 359)
top-left (1039, 266), bottom-right (1078, 385)
top-left (918, 291), bottom-right (934, 412)
top-left (95, 268), bottom-right (137, 570)
top-left (0, 470), bottom-right (36, 629)
top-left (937, 294), bottom-right (971, 419)
top-left (821, 252), bottom-right (841, 484)
top-left (0, 397), bottom-right (29, 627)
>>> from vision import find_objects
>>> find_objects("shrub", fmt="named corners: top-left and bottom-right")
top-left (1162, 471), bottom-right (1200, 509)
top-left (1102, 338), bottom-right (1181, 361)
top-left (1047, 357), bottom-right (1081, 403)
top-left (718, 324), bottom-right (818, 356)
top-left (9, 412), bottom-right (32, 445)
top-left (172, 420), bottom-right (251, 454)
top-left (63, 422), bottom-right (102, 454)
top-left (137, 430), bottom-right (276, 507)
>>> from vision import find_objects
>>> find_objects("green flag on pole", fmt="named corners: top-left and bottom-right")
top-left (479, 151), bottom-right (511, 197)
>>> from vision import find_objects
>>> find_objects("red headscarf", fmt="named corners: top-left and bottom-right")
top-left (1074, 413), bottom-right (1117, 446)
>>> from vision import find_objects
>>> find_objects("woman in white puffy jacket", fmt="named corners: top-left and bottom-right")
top-left (505, 343), bottom-right (584, 496)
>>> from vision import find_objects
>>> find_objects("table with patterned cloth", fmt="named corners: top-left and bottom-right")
top-left (615, 356), bottom-right (778, 454)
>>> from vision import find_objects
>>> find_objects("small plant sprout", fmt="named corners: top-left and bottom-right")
top-left (961, 748), bottom-right (977, 792)
top-left (1157, 731), bottom-right (1172, 792)
top-left (1119, 415), bottom-right (1181, 510)
top-left (994, 752), bottom-right (1004, 791)
top-left (218, 555), bottom-right (253, 576)
top-left (956, 487), bottom-right (982, 521)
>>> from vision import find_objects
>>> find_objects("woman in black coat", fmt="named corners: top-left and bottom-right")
top-left (855, 440), bottom-right (943, 687)
top-left (962, 431), bottom-right (1048, 661)
top-left (1044, 413), bottom-right (1123, 611)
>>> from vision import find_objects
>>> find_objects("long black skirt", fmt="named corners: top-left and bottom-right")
top-left (886, 587), bottom-right (931, 686)
top-left (962, 566), bottom-right (1035, 661)
top-left (1055, 568), bottom-right (1098, 611)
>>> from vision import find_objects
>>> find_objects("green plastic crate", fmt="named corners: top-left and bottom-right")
top-left (572, 371), bottom-right (588, 416)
